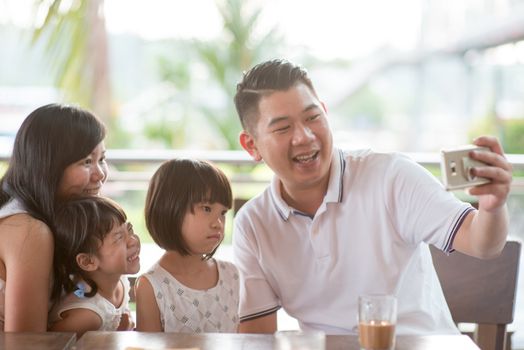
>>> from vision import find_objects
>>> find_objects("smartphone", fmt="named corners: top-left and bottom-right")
top-left (440, 145), bottom-right (491, 190)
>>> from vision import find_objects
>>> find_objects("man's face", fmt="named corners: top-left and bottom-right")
top-left (240, 83), bottom-right (333, 195)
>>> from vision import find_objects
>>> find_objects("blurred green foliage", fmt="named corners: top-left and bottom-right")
top-left (502, 119), bottom-right (524, 154)
top-left (152, 0), bottom-right (284, 150)
top-left (469, 111), bottom-right (524, 154)
top-left (0, 162), bottom-right (7, 177)
top-left (469, 111), bottom-right (524, 177)
top-left (31, 0), bottom-right (112, 124)
top-left (336, 86), bottom-right (385, 128)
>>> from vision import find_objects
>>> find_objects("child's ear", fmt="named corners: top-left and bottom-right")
top-left (76, 253), bottom-right (98, 272)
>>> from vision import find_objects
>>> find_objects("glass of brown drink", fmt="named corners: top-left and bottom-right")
top-left (358, 295), bottom-right (397, 350)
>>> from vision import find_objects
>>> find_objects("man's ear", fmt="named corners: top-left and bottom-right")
top-left (76, 253), bottom-right (98, 272)
top-left (239, 130), bottom-right (262, 162)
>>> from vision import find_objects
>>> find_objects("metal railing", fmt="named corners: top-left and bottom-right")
top-left (108, 150), bottom-right (524, 193)
top-left (1, 149), bottom-right (524, 192)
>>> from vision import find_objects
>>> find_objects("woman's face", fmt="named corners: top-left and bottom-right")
top-left (57, 142), bottom-right (108, 198)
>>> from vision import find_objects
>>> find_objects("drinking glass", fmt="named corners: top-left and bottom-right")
top-left (358, 295), bottom-right (397, 350)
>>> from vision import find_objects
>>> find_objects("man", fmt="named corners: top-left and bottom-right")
top-left (232, 59), bottom-right (512, 334)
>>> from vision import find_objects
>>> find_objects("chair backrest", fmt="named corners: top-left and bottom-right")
top-left (430, 241), bottom-right (521, 350)
top-left (128, 276), bottom-right (137, 303)
top-left (233, 198), bottom-right (249, 216)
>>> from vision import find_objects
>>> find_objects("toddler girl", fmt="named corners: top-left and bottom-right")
top-left (135, 158), bottom-right (239, 332)
top-left (49, 196), bottom-right (141, 336)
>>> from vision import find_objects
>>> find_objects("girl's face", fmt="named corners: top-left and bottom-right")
top-left (95, 221), bottom-right (141, 275)
top-left (181, 201), bottom-right (228, 255)
top-left (57, 142), bottom-right (108, 198)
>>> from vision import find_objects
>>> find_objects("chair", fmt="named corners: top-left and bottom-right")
top-left (233, 198), bottom-right (249, 216)
top-left (128, 276), bottom-right (137, 303)
top-left (430, 241), bottom-right (521, 350)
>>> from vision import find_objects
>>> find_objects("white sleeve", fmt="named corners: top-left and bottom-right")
top-left (385, 154), bottom-right (473, 252)
top-left (49, 292), bottom-right (104, 325)
top-left (233, 210), bottom-right (280, 321)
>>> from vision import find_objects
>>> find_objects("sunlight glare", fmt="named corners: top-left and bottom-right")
top-left (104, 0), bottom-right (222, 40)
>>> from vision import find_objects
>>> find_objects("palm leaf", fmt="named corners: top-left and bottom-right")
top-left (29, 0), bottom-right (111, 122)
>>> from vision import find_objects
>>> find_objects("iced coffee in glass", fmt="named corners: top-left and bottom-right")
top-left (358, 295), bottom-right (397, 350)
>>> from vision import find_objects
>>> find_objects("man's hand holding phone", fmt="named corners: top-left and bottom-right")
top-left (441, 136), bottom-right (512, 212)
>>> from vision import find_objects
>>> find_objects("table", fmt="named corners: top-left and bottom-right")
top-left (0, 332), bottom-right (76, 350)
top-left (75, 331), bottom-right (480, 349)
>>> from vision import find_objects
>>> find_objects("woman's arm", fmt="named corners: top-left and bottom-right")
top-left (135, 276), bottom-right (163, 331)
top-left (3, 215), bottom-right (53, 331)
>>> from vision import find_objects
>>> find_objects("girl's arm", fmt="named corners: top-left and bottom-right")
top-left (49, 308), bottom-right (102, 337)
top-left (135, 276), bottom-right (163, 331)
top-left (3, 216), bottom-right (53, 331)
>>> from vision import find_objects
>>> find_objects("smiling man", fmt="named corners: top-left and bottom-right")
top-left (232, 59), bottom-right (512, 335)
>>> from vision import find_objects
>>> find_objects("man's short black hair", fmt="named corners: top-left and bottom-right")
top-left (234, 59), bottom-right (317, 134)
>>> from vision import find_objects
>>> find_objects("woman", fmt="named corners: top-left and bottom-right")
top-left (0, 103), bottom-right (107, 331)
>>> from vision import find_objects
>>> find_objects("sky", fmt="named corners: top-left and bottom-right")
top-left (0, 0), bottom-right (422, 60)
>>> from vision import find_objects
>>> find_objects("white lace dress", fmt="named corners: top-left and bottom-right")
top-left (142, 259), bottom-right (239, 333)
top-left (49, 277), bottom-right (131, 330)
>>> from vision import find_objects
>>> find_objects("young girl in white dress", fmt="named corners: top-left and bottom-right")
top-left (49, 196), bottom-right (141, 337)
top-left (135, 158), bottom-right (239, 333)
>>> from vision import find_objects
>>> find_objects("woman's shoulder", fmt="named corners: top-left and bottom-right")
top-left (0, 213), bottom-right (52, 238)
top-left (0, 210), bottom-right (53, 296)
top-left (0, 213), bottom-right (53, 257)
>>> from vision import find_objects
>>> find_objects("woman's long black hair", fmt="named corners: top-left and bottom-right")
top-left (0, 103), bottom-right (106, 303)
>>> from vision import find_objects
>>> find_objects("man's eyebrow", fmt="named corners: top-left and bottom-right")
top-left (304, 103), bottom-right (321, 113)
top-left (267, 116), bottom-right (289, 127)
top-left (266, 103), bottom-right (321, 128)
top-left (267, 103), bottom-right (320, 127)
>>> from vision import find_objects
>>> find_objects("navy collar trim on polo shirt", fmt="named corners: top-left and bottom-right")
top-left (270, 148), bottom-right (346, 221)
top-left (292, 210), bottom-right (314, 219)
top-left (322, 148), bottom-right (345, 204)
top-left (339, 150), bottom-right (346, 201)
top-left (270, 176), bottom-right (291, 221)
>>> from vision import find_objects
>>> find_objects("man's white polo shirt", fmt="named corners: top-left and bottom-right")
top-left (233, 148), bottom-right (473, 334)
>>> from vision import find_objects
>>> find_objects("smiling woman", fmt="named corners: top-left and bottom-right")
top-left (0, 103), bottom-right (106, 332)
top-left (57, 143), bottom-right (108, 198)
